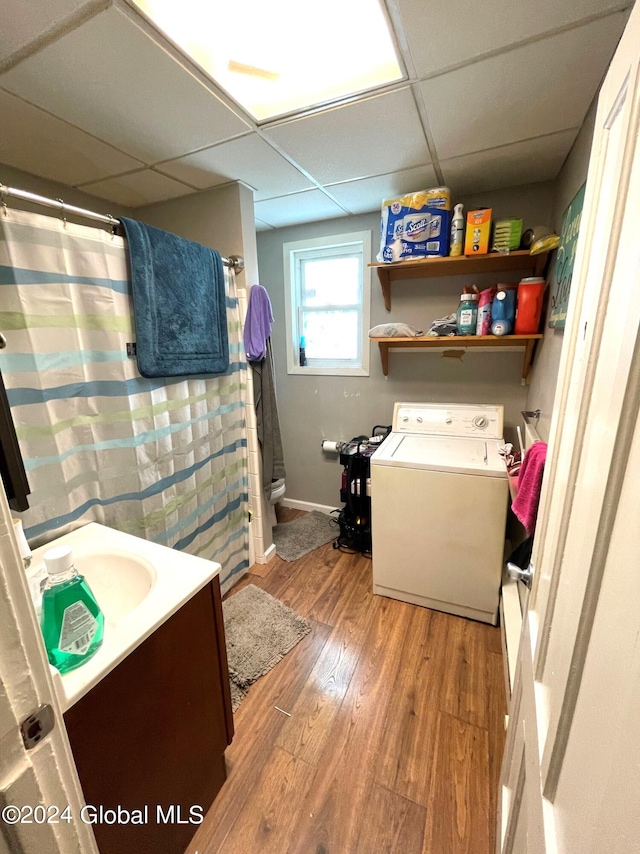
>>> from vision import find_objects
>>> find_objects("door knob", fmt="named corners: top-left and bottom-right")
top-left (507, 562), bottom-right (533, 588)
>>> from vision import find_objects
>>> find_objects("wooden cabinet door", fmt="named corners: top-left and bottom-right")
top-left (65, 578), bottom-right (233, 854)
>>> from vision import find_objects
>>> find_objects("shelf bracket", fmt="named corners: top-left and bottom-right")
top-left (378, 342), bottom-right (390, 376)
top-left (522, 338), bottom-right (538, 384)
top-left (377, 268), bottom-right (391, 312)
top-left (533, 253), bottom-right (548, 277)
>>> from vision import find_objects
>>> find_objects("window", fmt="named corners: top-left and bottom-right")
top-left (283, 231), bottom-right (371, 376)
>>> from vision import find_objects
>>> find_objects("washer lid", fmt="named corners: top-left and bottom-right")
top-left (372, 434), bottom-right (507, 477)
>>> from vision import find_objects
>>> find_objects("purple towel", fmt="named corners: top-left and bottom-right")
top-left (244, 285), bottom-right (274, 361)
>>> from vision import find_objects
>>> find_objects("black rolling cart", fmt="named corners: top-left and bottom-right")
top-left (333, 425), bottom-right (390, 556)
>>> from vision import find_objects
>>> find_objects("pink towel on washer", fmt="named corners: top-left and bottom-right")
top-left (512, 441), bottom-right (548, 534)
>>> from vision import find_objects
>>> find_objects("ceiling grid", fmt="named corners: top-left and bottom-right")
top-left (0, 0), bottom-right (632, 224)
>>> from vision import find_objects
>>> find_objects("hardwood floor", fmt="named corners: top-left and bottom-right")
top-left (187, 509), bottom-right (507, 854)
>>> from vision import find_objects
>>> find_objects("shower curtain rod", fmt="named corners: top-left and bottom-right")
top-left (0, 182), bottom-right (245, 273)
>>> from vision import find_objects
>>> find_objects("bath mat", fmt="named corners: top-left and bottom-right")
top-left (223, 584), bottom-right (311, 711)
top-left (273, 510), bottom-right (337, 561)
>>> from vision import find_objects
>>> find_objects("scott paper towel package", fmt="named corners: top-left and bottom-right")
top-left (378, 187), bottom-right (452, 263)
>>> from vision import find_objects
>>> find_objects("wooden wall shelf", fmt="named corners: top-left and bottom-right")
top-left (369, 250), bottom-right (549, 311)
top-left (371, 334), bottom-right (544, 383)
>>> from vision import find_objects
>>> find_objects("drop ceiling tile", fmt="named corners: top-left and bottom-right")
top-left (0, 6), bottom-right (251, 163)
top-left (421, 13), bottom-right (628, 160)
top-left (158, 133), bottom-right (313, 200)
top-left (254, 190), bottom-right (347, 229)
top-left (0, 88), bottom-right (143, 185)
top-left (0, 0), bottom-right (94, 64)
top-left (264, 88), bottom-right (430, 185)
top-left (398, 0), bottom-right (628, 77)
top-left (79, 169), bottom-right (193, 208)
top-left (327, 165), bottom-right (439, 214)
top-left (255, 218), bottom-right (275, 231)
top-left (440, 130), bottom-right (579, 197)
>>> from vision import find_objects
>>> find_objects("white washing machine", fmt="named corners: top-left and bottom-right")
top-left (371, 402), bottom-right (509, 625)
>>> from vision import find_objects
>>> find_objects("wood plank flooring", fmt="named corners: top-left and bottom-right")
top-left (187, 509), bottom-right (506, 854)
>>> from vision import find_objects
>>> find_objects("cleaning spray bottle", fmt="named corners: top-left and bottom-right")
top-left (449, 203), bottom-right (464, 256)
top-left (40, 545), bottom-right (104, 674)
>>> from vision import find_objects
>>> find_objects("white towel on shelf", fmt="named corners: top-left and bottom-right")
top-left (368, 322), bottom-right (423, 338)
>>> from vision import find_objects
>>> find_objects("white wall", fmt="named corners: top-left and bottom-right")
top-left (137, 181), bottom-right (255, 290)
top-left (525, 99), bottom-right (598, 441)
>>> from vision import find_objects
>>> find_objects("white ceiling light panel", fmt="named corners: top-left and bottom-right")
top-left (132, 0), bottom-right (403, 121)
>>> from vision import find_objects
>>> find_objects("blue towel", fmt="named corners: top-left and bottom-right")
top-left (119, 217), bottom-right (229, 378)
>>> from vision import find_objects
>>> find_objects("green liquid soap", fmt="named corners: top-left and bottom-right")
top-left (40, 546), bottom-right (104, 674)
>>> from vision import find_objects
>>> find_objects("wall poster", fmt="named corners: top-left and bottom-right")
top-left (549, 183), bottom-right (586, 328)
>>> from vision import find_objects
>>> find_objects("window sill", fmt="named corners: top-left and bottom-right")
top-left (287, 365), bottom-right (369, 377)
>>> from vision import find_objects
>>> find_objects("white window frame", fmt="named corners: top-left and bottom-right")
top-left (283, 231), bottom-right (371, 376)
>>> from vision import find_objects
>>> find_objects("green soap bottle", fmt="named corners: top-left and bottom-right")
top-left (41, 545), bottom-right (104, 674)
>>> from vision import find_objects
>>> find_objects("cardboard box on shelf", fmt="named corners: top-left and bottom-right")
top-left (464, 208), bottom-right (492, 255)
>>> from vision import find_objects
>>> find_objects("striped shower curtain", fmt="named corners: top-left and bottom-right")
top-left (0, 208), bottom-right (248, 594)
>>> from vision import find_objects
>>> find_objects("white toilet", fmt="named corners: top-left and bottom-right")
top-left (268, 478), bottom-right (286, 527)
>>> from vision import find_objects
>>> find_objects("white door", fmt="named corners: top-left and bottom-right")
top-left (498, 4), bottom-right (640, 851)
top-left (0, 483), bottom-right (98, 853)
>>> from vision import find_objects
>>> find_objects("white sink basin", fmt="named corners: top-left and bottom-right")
top-left (29, 523), bottom-right (221, 711)
top-left (74, 548), bottom-right (156, 626)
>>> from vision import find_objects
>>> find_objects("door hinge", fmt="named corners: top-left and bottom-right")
top-left (20, 704), bottom-right (55, 750)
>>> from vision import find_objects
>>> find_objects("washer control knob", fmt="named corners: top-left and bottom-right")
top-left (474, 416), bottom-right (488, 429)
top-left (446, 417), bottom-right (453, 425)
top-left (417, 416), bottom-right (423, 423)
top-left (402, 415), bottom-right (409, 422)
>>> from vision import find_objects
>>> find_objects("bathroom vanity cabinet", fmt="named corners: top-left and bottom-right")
top-left (64, 577), bottom-right (233, 854)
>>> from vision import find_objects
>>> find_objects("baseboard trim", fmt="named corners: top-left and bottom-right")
top-left (280, 498), bottom-right (340, 516)
top-left (255, 542), bottom-right (277, 565)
